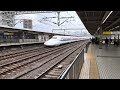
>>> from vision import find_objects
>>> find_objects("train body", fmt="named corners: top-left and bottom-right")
top-left (44, 35), bottom-right (90, 46)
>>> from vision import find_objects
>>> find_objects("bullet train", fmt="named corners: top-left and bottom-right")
top-left (44, 35), bottom-right (90, 46)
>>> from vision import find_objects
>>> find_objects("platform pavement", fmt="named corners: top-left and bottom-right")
top-left (80, 43), bottom-right (120, 79)
top-left (96, 44), bottom-right (120, 79)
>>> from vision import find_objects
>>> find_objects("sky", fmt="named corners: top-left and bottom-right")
top-left (15, 11), bottom-right (91, 36)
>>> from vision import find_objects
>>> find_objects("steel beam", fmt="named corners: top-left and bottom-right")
top-left (84, 21), bottom-right (100, 24)
top-left (104, 18), bottom-right (120, 31)
top-left (78, 16), bottom-right (100, 19)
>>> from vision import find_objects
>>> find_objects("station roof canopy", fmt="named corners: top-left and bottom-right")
top-left (77, 11), bottom-right (120, 35)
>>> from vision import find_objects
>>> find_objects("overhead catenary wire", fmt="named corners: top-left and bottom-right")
top-left (14, 11), bottom-right (88, 35)
top-left (66, 12), bottom-right (81, 27)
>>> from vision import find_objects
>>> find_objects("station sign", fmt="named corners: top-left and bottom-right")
top-left (103, 31), bottom-right (112, 35)
top-left (4, 32), bottom-right (14, 35)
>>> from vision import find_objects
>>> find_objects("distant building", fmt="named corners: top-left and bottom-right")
top-left (23, 19), bottom-right (32, 29)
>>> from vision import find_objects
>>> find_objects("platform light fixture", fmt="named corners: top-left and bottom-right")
top-left (102, 11), bottom-right (113, 24)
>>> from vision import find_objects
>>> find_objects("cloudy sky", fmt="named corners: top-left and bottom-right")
top-left (15, 11), bottom-right (91, 36)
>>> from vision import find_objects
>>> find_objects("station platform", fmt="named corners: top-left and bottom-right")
top-left (80, 44), bottom-right (120, 79)
top-left (0, 42), bottom-right (43, 47)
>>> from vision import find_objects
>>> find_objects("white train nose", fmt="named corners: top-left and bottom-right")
top-left (44, 41), bottom-right (54, 46)
top-left (44, 41), bottom-right (49, 45)
top-left (44, 42), bottom-right (47, 45)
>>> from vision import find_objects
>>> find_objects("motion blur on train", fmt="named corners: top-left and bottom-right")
top-left (44, 35), bottom-right (90, 46)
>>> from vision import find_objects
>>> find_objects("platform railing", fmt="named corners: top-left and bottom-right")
top-left (58, 42), bottom-right (92, 79)
top-left (58, 41), bottom-right (90, 79)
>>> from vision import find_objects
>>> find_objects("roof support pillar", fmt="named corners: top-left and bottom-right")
top-left (99, 26), bottom-right (103, 49)
top-left (22, 31), bottom-right (25, 42)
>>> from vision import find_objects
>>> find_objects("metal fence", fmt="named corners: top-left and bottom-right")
top-left (58, 41), bottom-right (90, 79)
top-left (58, 47), bottom-right (85, 79)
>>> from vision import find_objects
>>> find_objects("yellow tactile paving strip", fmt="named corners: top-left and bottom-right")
top-left (89, 44), bottom-right (100, 79)
top-left (79, 44), bottom-right (100, 79)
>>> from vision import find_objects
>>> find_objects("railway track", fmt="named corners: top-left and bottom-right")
top-left (0, 41), bottom-right (84, 79)
top-left (0, 44), bottom-right (41, 55)
top-left (16, 41), bottom-right (88, 79)
top-left (0, 45), bottom-right (45, 60)
top-left (0, 42), bottom-right (78, 67)
top-left (17, 41), bottom-right (87, 79)
top-left (40, 44), bottom-right (86, 79)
